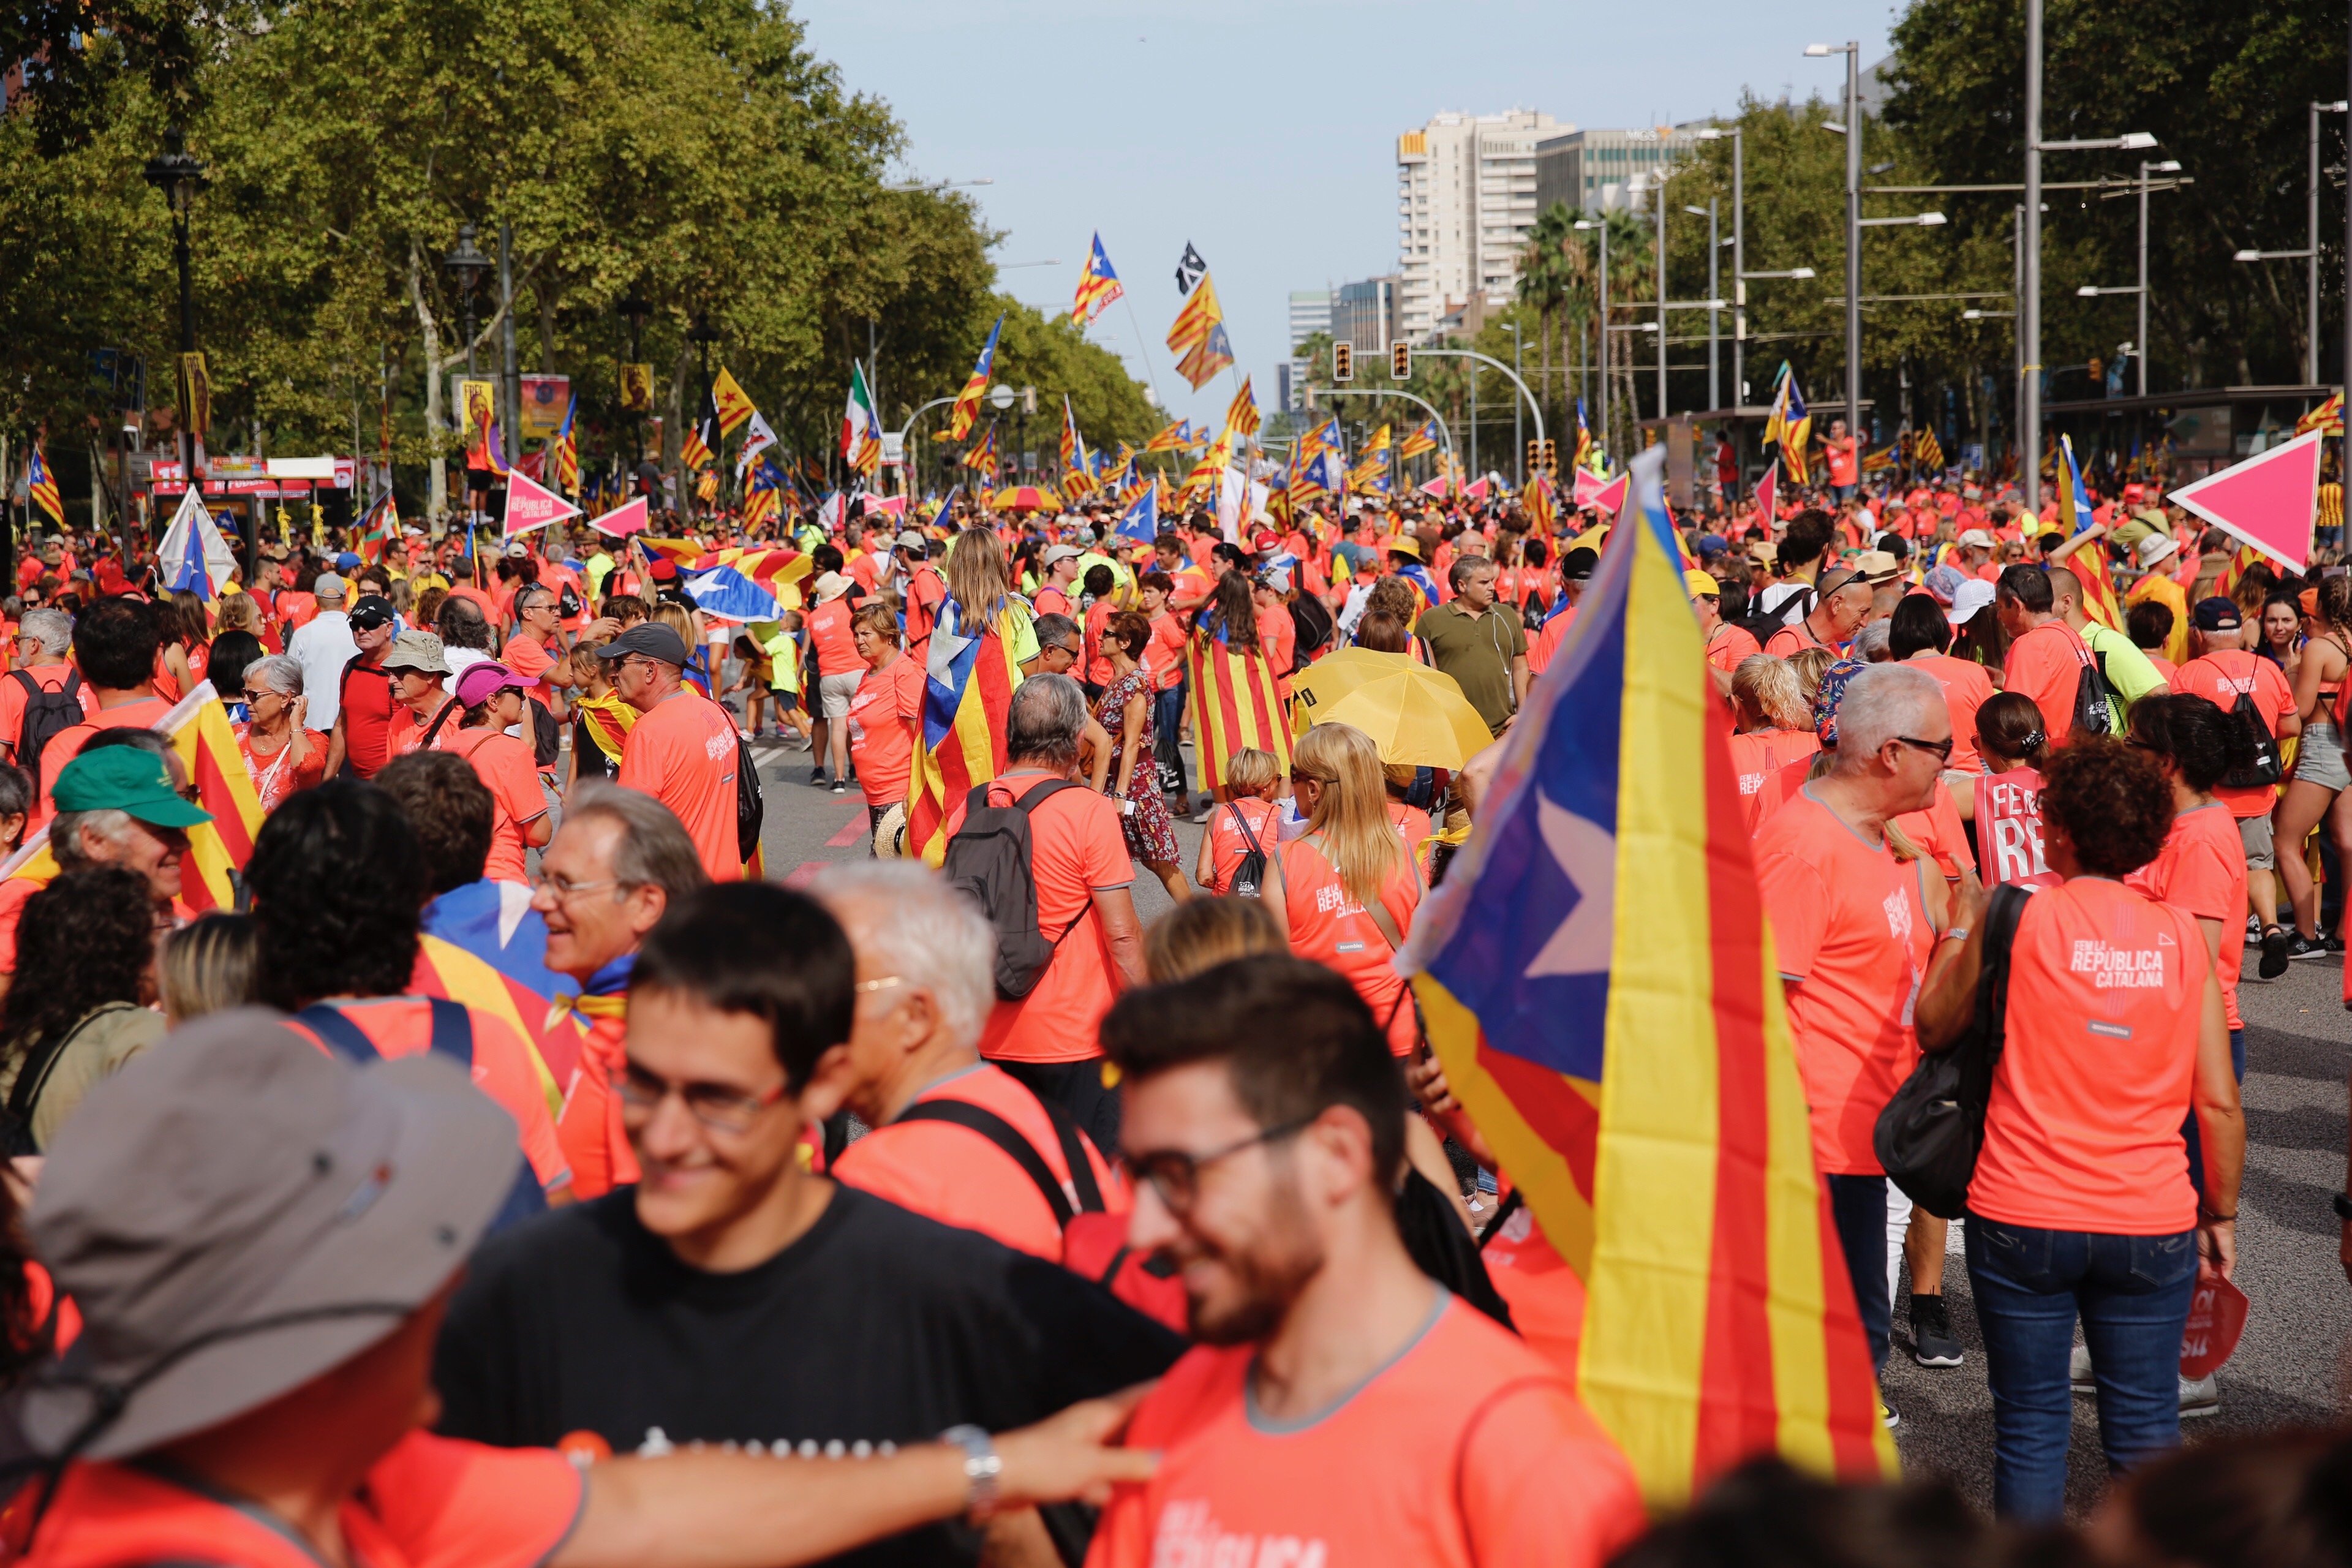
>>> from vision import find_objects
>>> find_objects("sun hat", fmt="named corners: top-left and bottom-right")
top-left (379, 630), bottom-right (450, 676)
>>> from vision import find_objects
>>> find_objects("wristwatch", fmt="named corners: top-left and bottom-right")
top-left (939, 1424), bottom-right (1002, 1519)
top-left (2333, 1191), bottom-right (2352, 1222)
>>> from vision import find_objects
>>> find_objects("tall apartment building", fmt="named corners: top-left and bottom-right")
top-left (1332, 276), bottom-right (1399, 355)
top-left (1395, 108), bottom-right (1561, 342)
top-left (1532, 125), bottom-right (1706, 216)
top-left (1286, 290), bottom-right (1332, 412)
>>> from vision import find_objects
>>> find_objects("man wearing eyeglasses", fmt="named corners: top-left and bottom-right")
top-left (1752, 662), bottom-right (1954, 1419)
top-left (1086, 955), bottom-right (1642, 1568)
top-left (434, 882), bottom-right (1182, 1568)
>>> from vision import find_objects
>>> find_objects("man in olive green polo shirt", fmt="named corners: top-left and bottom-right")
top-left (1414, 556), bottom-right (1529, 736)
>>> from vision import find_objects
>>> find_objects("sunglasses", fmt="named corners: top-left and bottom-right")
top-left (1896, 734), bottom-right (1955, 764)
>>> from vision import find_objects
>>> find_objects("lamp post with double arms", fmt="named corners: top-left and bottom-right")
top-left (142, 127), bottom-right (208, 477)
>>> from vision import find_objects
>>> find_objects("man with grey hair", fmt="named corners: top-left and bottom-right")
top-left (956, 673), bottom-right (1144, 1147)
top-left (819, 861), bottom-right (1125, 1262)
top-left (0, 605), bottom-right (94, 771)
top-left (529, 780), bottom-right (709, 1197)
top-left (287, 570), bottom-right (358, 731)
top-left (1752, 661), bottom-right (1953, 1421)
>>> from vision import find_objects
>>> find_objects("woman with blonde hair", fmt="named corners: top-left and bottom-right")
top-left (1727, 655), bottom-right (1820, 832)
top-left (903, 529), bottom-right (1038, 864)
top-left (1259, 721), bottom-right (1422, 1054)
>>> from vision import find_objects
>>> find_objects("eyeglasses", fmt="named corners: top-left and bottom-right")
top-left (241, 688), bottom-right (278, 703)
top-left (532, 872), bottom-right (625, 901)
top-left (1044, 643), bottom-right (1082, 659)
top-left (1895, 734), bottom-right (1955, 764)
top-left (1289, 770), bottom-right (1329, 786)
top-left (611, 1061), bottom-right (788, 1134)
top-left (1121, 1117), bottom-right (1313, 1215)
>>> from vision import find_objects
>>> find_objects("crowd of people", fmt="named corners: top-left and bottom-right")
top-left (0, 460), bottom-right (2343, 1568)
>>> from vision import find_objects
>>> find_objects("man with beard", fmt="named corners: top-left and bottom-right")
top-left (1085, 956), bottom-right (1642, 1568)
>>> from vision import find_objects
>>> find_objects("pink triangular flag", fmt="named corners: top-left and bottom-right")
top-left (1583, 472), bottom-right (1629, 516)
top-left (1754, 459), bottom-right (1778, 524)
top-left (1417, 476), bottom-right (1453, 499)
top-left (587, 496), bottom-right (649, 537)
top-left (503, 469), bottom-right (583, 536)
top-left (2168, 431), bottom-right (2323, 573)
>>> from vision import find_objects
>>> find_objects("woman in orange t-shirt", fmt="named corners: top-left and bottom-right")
top-left (1196, 747), bottom-right (1281, 895)
top-left (1261, 722), bottom-right (1422, 1054)
top-left (439, 663), bottom-right (554, 885)
top-left (1913, 737), bottom-right (2239, 1522)
top-left (1724, 653), bottom-right (1819, 833)
top-left (845, 603), bottom-right (921, 840)
top-left (233, 655), bottom-right (328, 813)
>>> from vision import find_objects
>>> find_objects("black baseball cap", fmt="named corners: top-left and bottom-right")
top-left (348, 595), bottom-right (395, 631)
top-left (593, 622), bottom-right (691, 666)
top-left (1561, 546), bottom-right (1599, 582)
top-left (2191, 596), bottom-right (2242, 632)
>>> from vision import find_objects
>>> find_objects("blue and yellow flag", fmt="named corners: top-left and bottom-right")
top-left (26, 443), bottom-right (62, 528)
top-left (1763, 364), bottom-right (1811, 486)
top-left (1402, 444), bottom-right (1895, 1504)
top-left (1071, 234), bottom-right (1125, 326)
top-left (548, 395), bottom-right (580, 497)
top-left (2060, 435), bottom-right (2124, 633)
top-left (1398, 418), bottom-right (1440, 461)
top-left (950, 314), bottom-right (1003, 442)
top-left (1166, 273), bottom-right (1235, 391)
top-left (961, 424), bottom-right (1000, 483)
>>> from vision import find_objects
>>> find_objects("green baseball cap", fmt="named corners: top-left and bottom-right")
top-left (53, 747), bottom-right (213, 829)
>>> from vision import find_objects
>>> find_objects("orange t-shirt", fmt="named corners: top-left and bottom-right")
top-left (1525, 604), bottom-right (1577, 675)
top-left (1256, 606), bottom-right (1295, 699)
top-left (1976, 767), bottom-right (2060, 889)
top-left (0, 661), bottom-right (96, 769)
top-left (1891, 781), bottom-right (1976, 883)
top-left (1145, 613), bottom-right (1188, 692)
top-left (833, 1061), bottom-right (1128, 1259)
top-left (1908, 652), bottom-right (1997, 773)
top-left (1763, 617), bottom-right (1833, 660)
top-left (500, 633), bottom-right (559, 710)
top-left (1727, 729), bottom-right (1819, 834)
top-left (847, 654), bottom-right (923, 809)
top-left (36, 695), bottom-right (173, 820)
top-left (804, 597), bottom-right (860, 682)
top-left (1386, 797), bottom-right (1434, 878)
top-left (0, 874), bottom-right (38, 974)
top-left (1705, 622), bottom-right (1763, 676)
top-left (2169, 650), bottom-right (2297, 817)
top-left (903, 565), bottom-right (948, 645)
top-left (549, 1006), bottom-right (636, 1200)
top-left (1278, 834), bottom-right (1420, 1055)
top-left (19, 1431), bottom-right (583, 1568)
top-left (2127, 801), bottom-right (2248, 1031)
top-left (1969, 878), bottom-right (2209, 1235)
top-left (1478, 1197), bottom-right (1588, 1383)
top-left (978, 772), bottom-right (1133, 1064)
top-left (440, 727), bottom-right (549, 885)
top-left (1085, 599), bottom-right (1118, 687)
top-left (1204, 796), bottom-right (1280, 896)
top-left (282, 996), bottom-right (570, 1193)
top-left (614, 689), bottom-right (742, 881)
top-left (2002, 620), bottom-right (2094, 745)
top-left (1753, 790), bottom-right (1932, 1174)
top-left (1086, 1294), bottom-right (1643, 1568)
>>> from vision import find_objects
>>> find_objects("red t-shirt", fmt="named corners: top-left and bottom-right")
top-left (1907, 652), bottom-right (1997, 773)
top-left (2127, 800), bottom-right (2248, 1031)
top-left (978, 772), bottom-right (1133, 1064)
top-left (1754, 790), bottom-right (1932, 1175)
top-left (804, 597), bottom-right (860, 682)
top-left (847, 654), bottom-right (923, 809)
top-left (2169, 650), bottom-right (2297, 817)
top-left (1976, 767), bottom-right (2060, 889)
top-left (615, 689), bottom-right (743, 881)
top-left (833, 1061), bottom-right (1128, 1259)
top-left (1727, 729), bottom-right (1819, 834)
top-left (337, 654), bottom-right (399, 780)
top-left (1204, 796), bottom-right (1280, 895)
top-left (1087, 1295), bottom-right (1643, 1568)
top-left (441, 727), bottom-right (549, 884)
top-left (1969, 878), bottom-right (2209, 1235)
top-left (2002, 620), bottom-right (2095, 745)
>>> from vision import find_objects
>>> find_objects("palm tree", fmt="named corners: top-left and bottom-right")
top-left (1518, 203), bottom-right (1579, 445)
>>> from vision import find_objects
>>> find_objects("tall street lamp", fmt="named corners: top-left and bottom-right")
top-left (2314, 104), bottom-right (2348, 384)
top-left (1806, 40), bottom-right (1864, 447)
top-left (444, 224), bottom-right (491, 375)
top-left (1693, 126), bottom-right (1744, 404)
top-left (1574, 217), bottom-right (1611, 461)
top-left (1687, 202), bottom-right (1722, 410)
top-left (617, 288), bottom-right (650, 466)
top-left (142, 126), bottom-right (208, 474)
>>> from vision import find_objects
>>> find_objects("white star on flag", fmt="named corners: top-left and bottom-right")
top-left (1524, 793), bottom-right (1616, 979)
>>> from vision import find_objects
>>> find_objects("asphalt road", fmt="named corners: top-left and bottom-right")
top-left (745, 733), bottom-right (2352, 1518)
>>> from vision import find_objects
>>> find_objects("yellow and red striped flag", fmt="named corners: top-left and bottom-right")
top-left (949, 315), bottom-right (1003, 442)
top-left (1070, 234), bottom-right (1125, 326)
top-left (1166, 273), bottom-right (1235, 391)
top-left (2297, 391), bottom-right (2343, 438)
top-left (2217, 540), bottom-right (2267, 598)
top-left (906, 597), bottom-right (1029, 865)
top-left (1402, 445), bottom-right (1897, 1504)
top-left (26, 443), bottom-right (62, 529)
top-left (711, 368), bottom-right (758, 437)
top-left (1222, 376), bottom-right (1261, 442)
top-left (2058, 435), bottom-right (2124, 632)
top-left (1184, 612), bottom-right (1291, 794)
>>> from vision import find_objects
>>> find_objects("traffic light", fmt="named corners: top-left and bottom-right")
top-left (1390, 342), bottom-right (1412, 380)
top-left (1540, 439), bottom-right (1559, 473)
top-left (1528, 439), bottom-right (1546, 476)
top-left (1332, 342), bottom-right (1354, 382)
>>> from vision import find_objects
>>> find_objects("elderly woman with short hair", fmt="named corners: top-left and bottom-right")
top-left (233, 654), bottom-right (327, 812)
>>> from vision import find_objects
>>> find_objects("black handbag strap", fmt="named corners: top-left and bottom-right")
top-left (6, 1004), bottom-right (134, 1136)
top-left (1972, 883), bottom-right (2034, 1071)
top-left (895, 1090), bottom-right (1106, 1227)
top-left (1226, 801), bottom-right (1265, 858)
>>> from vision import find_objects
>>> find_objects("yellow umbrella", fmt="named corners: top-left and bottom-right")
top-left (1289, 645), bottom-right (1418, 722)
top-left (1297, 659), bottom-right (1494, 770)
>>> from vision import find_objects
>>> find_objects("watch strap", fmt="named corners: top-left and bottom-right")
top-left (939, 1423), bottom-right (1002, 1517)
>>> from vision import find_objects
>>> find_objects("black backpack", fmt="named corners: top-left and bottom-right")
top-left (1287, 595), bottom-right (1335, 674)
top-left (10, 669), bottom-right (81, 773)
top-left (2069, 638), bottom-right (2119, 737)
top-left (1872, 883), bottom-right (2032, 1219)
top-left (2214, 657), bottom-right (2284, 789)
top-left (1224, 802), bottom-right (1268, 898)
top-left (944, 778), bottom-right (1086, 998)
top-left (734, 731), bottom-right (765, 867)
top-left (1734, 586), bottom-right (1811, 650)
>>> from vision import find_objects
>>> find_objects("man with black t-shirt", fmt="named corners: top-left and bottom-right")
top-left (434, 882), bottom-right (1182, 1568)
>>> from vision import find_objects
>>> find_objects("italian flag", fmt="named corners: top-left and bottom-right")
top-left (841, 364), bottom-right (883, 476)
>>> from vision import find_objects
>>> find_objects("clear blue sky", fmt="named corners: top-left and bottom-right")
top-left (794, 0), bottom-right (1898, 428)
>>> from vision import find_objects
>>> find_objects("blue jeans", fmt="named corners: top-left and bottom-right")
top-left (1153, 685), bottom-right (1186, 781)
top-left (1826, 1174), bottom-right (1890, 1376)
top-left (1966, 1216), bottom-right (2199, 1521)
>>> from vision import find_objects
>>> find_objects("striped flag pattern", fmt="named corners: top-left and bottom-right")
top-left (2060, 435), bottom-right (2125, 633)
top-left (906, 598), bottom-right (1028, 865)
top-left (1183, 619), bottom-right (1291, 793)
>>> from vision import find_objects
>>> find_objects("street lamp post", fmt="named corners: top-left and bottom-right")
top-left (1694, 125), bottom-right (1744, 404)
top-left (1806, 41), bottom-right (1864, 446)
top-left (1501, 323), bottom-right (1523, 484)
top-left (1574, 218), bottom-right (1610, 461)
top-left (445, 224), bottom-right (489, 376)
top-left (2315, 104), bottom-right (2349, 383)
top-left (617, 289), bottom-right (650, 466)
top-left (142, 127), bottom-right (208, 476)
top-left (1688, 200), bottom-right (1721, 410)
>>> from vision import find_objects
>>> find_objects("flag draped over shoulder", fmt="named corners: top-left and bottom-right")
top-left (1185, 611), bottom-right (1291, 793)
top-left (1400, 445), bottom-right (1896, 1504)
top-left (2060, 435), bottom-right (2124, 633)
top-left (907, 597), bottom-right (1028, 867)
top-left (950, 315), bottom-right (1004, 442)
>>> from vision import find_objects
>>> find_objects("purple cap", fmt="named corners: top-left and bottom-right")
top-left (452, 661), bottom-right (536, 709)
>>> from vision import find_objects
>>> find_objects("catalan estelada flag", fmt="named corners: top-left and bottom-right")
top-left (548, 395), bottom-right (580, 497)
top-left (1070, 234), bottom-right (1125, 326)
top-left (1400, 444), bottom-right (1896, 1504)
top-left (1059, 395), bottom-right (1092, 491)
top-left (2217, 540), bottom-right (2267, 598)
top-left (680, 383), bottom-right (718, 469)
top-left (962, 424), bottom-right (1000, 483)
top-left (1166, 272), bottom-right (1235, 391)
top-left (1399, 418), bottom-right (1440, 461)
top-left (2298, 391), bottom-right (2343, 439)
top-left (711, 368), bottom-right (757, 437)
top-left (1144, 419), bottom-right (1194, 454)
top-left (1222, 376), bottom-right (1261, 442)
top-left (906, 597), bottom-right (1028, 865)
top-left (26, 443), bottom-right (62, 529)
top-left (413, 932), bottom-right (567, 1121)
top-left (1763, 364), bottom-right (1811, 486)
top-left (950, 314), bottom-right (1004, 442)
top-left (1184, 609), bottom-right (1291, 793)
top-left (2060, 435), bottom-right (2124, 633)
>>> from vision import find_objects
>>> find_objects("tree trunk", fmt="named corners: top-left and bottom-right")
top-left (407, 241), bottom-right (448, 520)
top-left (537, 285), bottom-right (559, 374)
top-left (667, 347), bottom-right (692, 505)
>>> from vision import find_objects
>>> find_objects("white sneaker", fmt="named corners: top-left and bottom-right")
top-left (2180, 1373), bottom-right (2220, 1418)
top-left (2069, 1343), bottom-right (2094, 1393)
